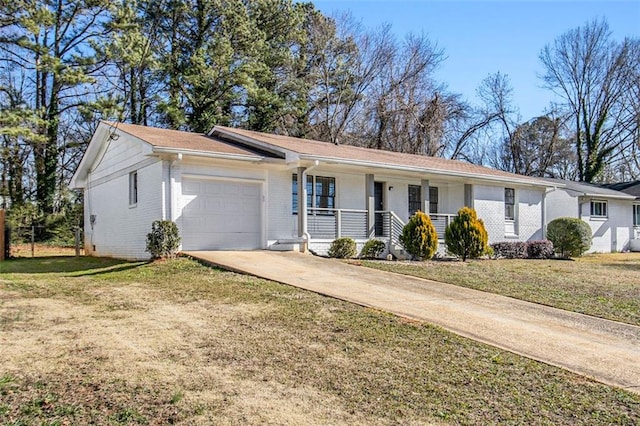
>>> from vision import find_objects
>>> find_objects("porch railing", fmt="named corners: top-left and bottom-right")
top-left (429, 213), bottom-right (457, 237)
top-left (306, 209), bottom-right (456, 241)
top-left (386, 211), bottom-right (405, 246)
top-left (307, 208), bottom-right (368, 239)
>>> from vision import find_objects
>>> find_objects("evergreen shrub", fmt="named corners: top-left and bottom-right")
top-left (146, 220), bottom-right (181, 259)
top-left (328, 237), bottom-right (357, 258)
top-left (546, 217), bottom-right (591, 258)
top-left (399, 211), bottom-right (438, 260)
top-left (360, 239), bottom-right (386, 259)
top-left (444, 207), bottom-right (488, 261)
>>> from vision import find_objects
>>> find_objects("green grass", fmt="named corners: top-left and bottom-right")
top-left (362, 253), bottom-right (640, 326)
top-left (1, 256), bottom-right (639, 425)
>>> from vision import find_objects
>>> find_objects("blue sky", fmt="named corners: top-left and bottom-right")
top-left (311, 0), bottom-right (640, 121)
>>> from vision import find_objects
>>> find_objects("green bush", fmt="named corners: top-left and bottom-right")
top-left (400, 211), bottom-right (438, 260)
top-left (146, 220), bottom-right (181, 259)
top-left (445, 207), bottom-right (488, 261)
top-left (546, 217), bottom-right (591, 258)
top-left (360, 239), bottom-right (386, 259)
top-left (328, 237), bottom-right (357, 258)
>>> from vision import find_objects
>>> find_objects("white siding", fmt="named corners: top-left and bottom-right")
top-left (442, 183), bottom-right (465, 214)
top-left (267, 168), bottom-right (298, 242)
top-left (85, 160), bottom-right (163, 260)
top-left (579, 198), bottom-right (634, 253)
top-left (545, 189), bottom-right (579, 222)
top-left (545, 188), bottom-right (634, 253)
top-left (474, 185), bottom-right (505, 244)
top-left (518, 188), bottom-right (544, 241)
top-left (474, 185), bottom-right (543, 244)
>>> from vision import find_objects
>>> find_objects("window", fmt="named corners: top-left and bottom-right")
top-left (590, 200), bottom-right (607, 218)
top-left (633, 205), bottom-right (640, 226)
top-left (292, 173), bottom-right (312, 213)
top-left (408, 185), bottom-right (421, 216)
top-left (315, 176), bottom-right (336, 209)
top-left (129, 171), bottom-right (138, 205)
top-left (429, 187), bottom-right (438, 214)
top-left (408, 185), bottom-right (439, 216)
top-left (504, 188), bottom-right (515, 221)
top-left (292, 174), bottom-right (335, 213)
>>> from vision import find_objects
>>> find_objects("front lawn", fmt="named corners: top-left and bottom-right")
top-left (363, 253), bottom-right (640, 326)
top-left (1, 256), bottom-right (639, 424)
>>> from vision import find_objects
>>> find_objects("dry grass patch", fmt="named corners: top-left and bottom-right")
top-left (364, 253), bottom-right (640, 326)
top-left (1, 256), bottom-right (639, 425)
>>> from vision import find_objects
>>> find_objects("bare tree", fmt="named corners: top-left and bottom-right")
top-left (494, 113), bottom-right (575, 178)
top-left (539, 19), bottom-right (639, 183)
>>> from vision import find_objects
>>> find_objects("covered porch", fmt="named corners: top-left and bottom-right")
top-left (287, 167), bottom-right (472, 255)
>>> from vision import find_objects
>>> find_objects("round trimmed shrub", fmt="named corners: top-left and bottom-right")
top-left (360, 239), bottom-right (386, 259)
top-left (328, 237), bottom-right (357, 258)
top-left (445, 207), bottom-right (488, 261)
top-left (400, 211), bottom-right (438, 260)
top-left (146, 220), bottom-right (181, 259)
top-left (546, 217), bottom-right (591, 258)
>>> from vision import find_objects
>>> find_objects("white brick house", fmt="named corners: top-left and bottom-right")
top-left (544, 179), bottom-right (638, 252)
top-left (72, 122), bottom-right (564, 260)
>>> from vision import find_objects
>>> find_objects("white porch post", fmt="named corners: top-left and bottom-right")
top-left (298, 166), bottom-right (307, 239)
top-left (421, 179), bottom-right (430, 214)
top-left (366, 174), bottom-right (375, 238)
top-left (464, 183), bottom-right (474, 208)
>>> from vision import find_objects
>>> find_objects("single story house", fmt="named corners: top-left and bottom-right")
top-left (72, 122), bottom-right (561, 260)
top-left (602, 180), bottom-right (640, 246)
top-left (544, 178), bottom-right (639, 252)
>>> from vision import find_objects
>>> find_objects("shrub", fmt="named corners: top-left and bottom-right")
top-left (360, 239), bottom-right (386, 259)
top-left (399, 211), bottom-right (438, 260)
top-left (527, 240), bottom-right (554, 259)
top-left (328, 237), bottom-right (357, 258)
top-left (445, 207), bottom-right (488, 261)
top-left (491, 241), bottom-right (528, 259)
top-left (546, 217), bottom-right (592, 258)
top-left (146, 220), bottom-right (181, 259)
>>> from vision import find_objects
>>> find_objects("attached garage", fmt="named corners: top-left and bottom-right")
top-left (181, 177), bottom-right (263, 250)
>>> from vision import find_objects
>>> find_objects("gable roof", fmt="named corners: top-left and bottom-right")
top-left (72, 121), bottom-right (557, 189)
top-left (211, 126), bottom-right (552, 187)
top-left (107, 121), bottom-right (268, 158)
top-left (602, 181), bottom-right (640, 198)
top-left (543, 178), bottom-right (637, 200)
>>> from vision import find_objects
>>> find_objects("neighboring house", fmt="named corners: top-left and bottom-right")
top-left (71, 122), bottom-right (559, 260)
top-left (602, 181), bottom-right (640, 243)
top-left (544, 178), bottom-right (638, 252)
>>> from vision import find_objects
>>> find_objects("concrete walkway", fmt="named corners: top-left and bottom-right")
top-left (184, 250), bottom-right (640, 394)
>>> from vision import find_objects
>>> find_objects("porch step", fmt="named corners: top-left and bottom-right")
top-left (269, 239), bottom-right (301, 252)
top-left (389, 244), bottom-right (411, 260)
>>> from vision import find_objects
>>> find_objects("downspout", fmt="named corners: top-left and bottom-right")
top-left (300, 160), bottom-right (319, 253)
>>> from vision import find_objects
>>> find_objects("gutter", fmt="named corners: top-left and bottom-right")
top-left (299, 155), bottom-right (557, 188)
top-left (153, 146), bottom-right (264, 162)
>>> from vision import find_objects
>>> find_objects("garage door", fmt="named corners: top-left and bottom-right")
top-left (181, 178), bottom-right (262, 250)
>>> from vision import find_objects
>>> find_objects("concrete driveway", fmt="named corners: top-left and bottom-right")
top-left (184, 250), bottom-right (640, 394)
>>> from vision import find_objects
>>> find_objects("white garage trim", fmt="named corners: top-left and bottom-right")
top-left (182, 173), bottom-right (265, 184)
top-left (180, 175), bottom-right (266, 250)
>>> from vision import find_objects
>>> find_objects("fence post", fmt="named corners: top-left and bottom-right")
top-left (0, 209), bottom-right (4, 261)
top-left (75, 227), bottom-right (81, 257)
top-left (336, 210), bottom-right (342, 238)
top-left (31, 225), bottom-right (35, 258)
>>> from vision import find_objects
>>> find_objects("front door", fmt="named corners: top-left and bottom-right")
top-left (374, 181), bottom-right (384, 236)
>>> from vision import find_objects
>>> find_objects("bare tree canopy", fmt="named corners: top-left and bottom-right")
top-left (539, 19), bottom-right (640, 183)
